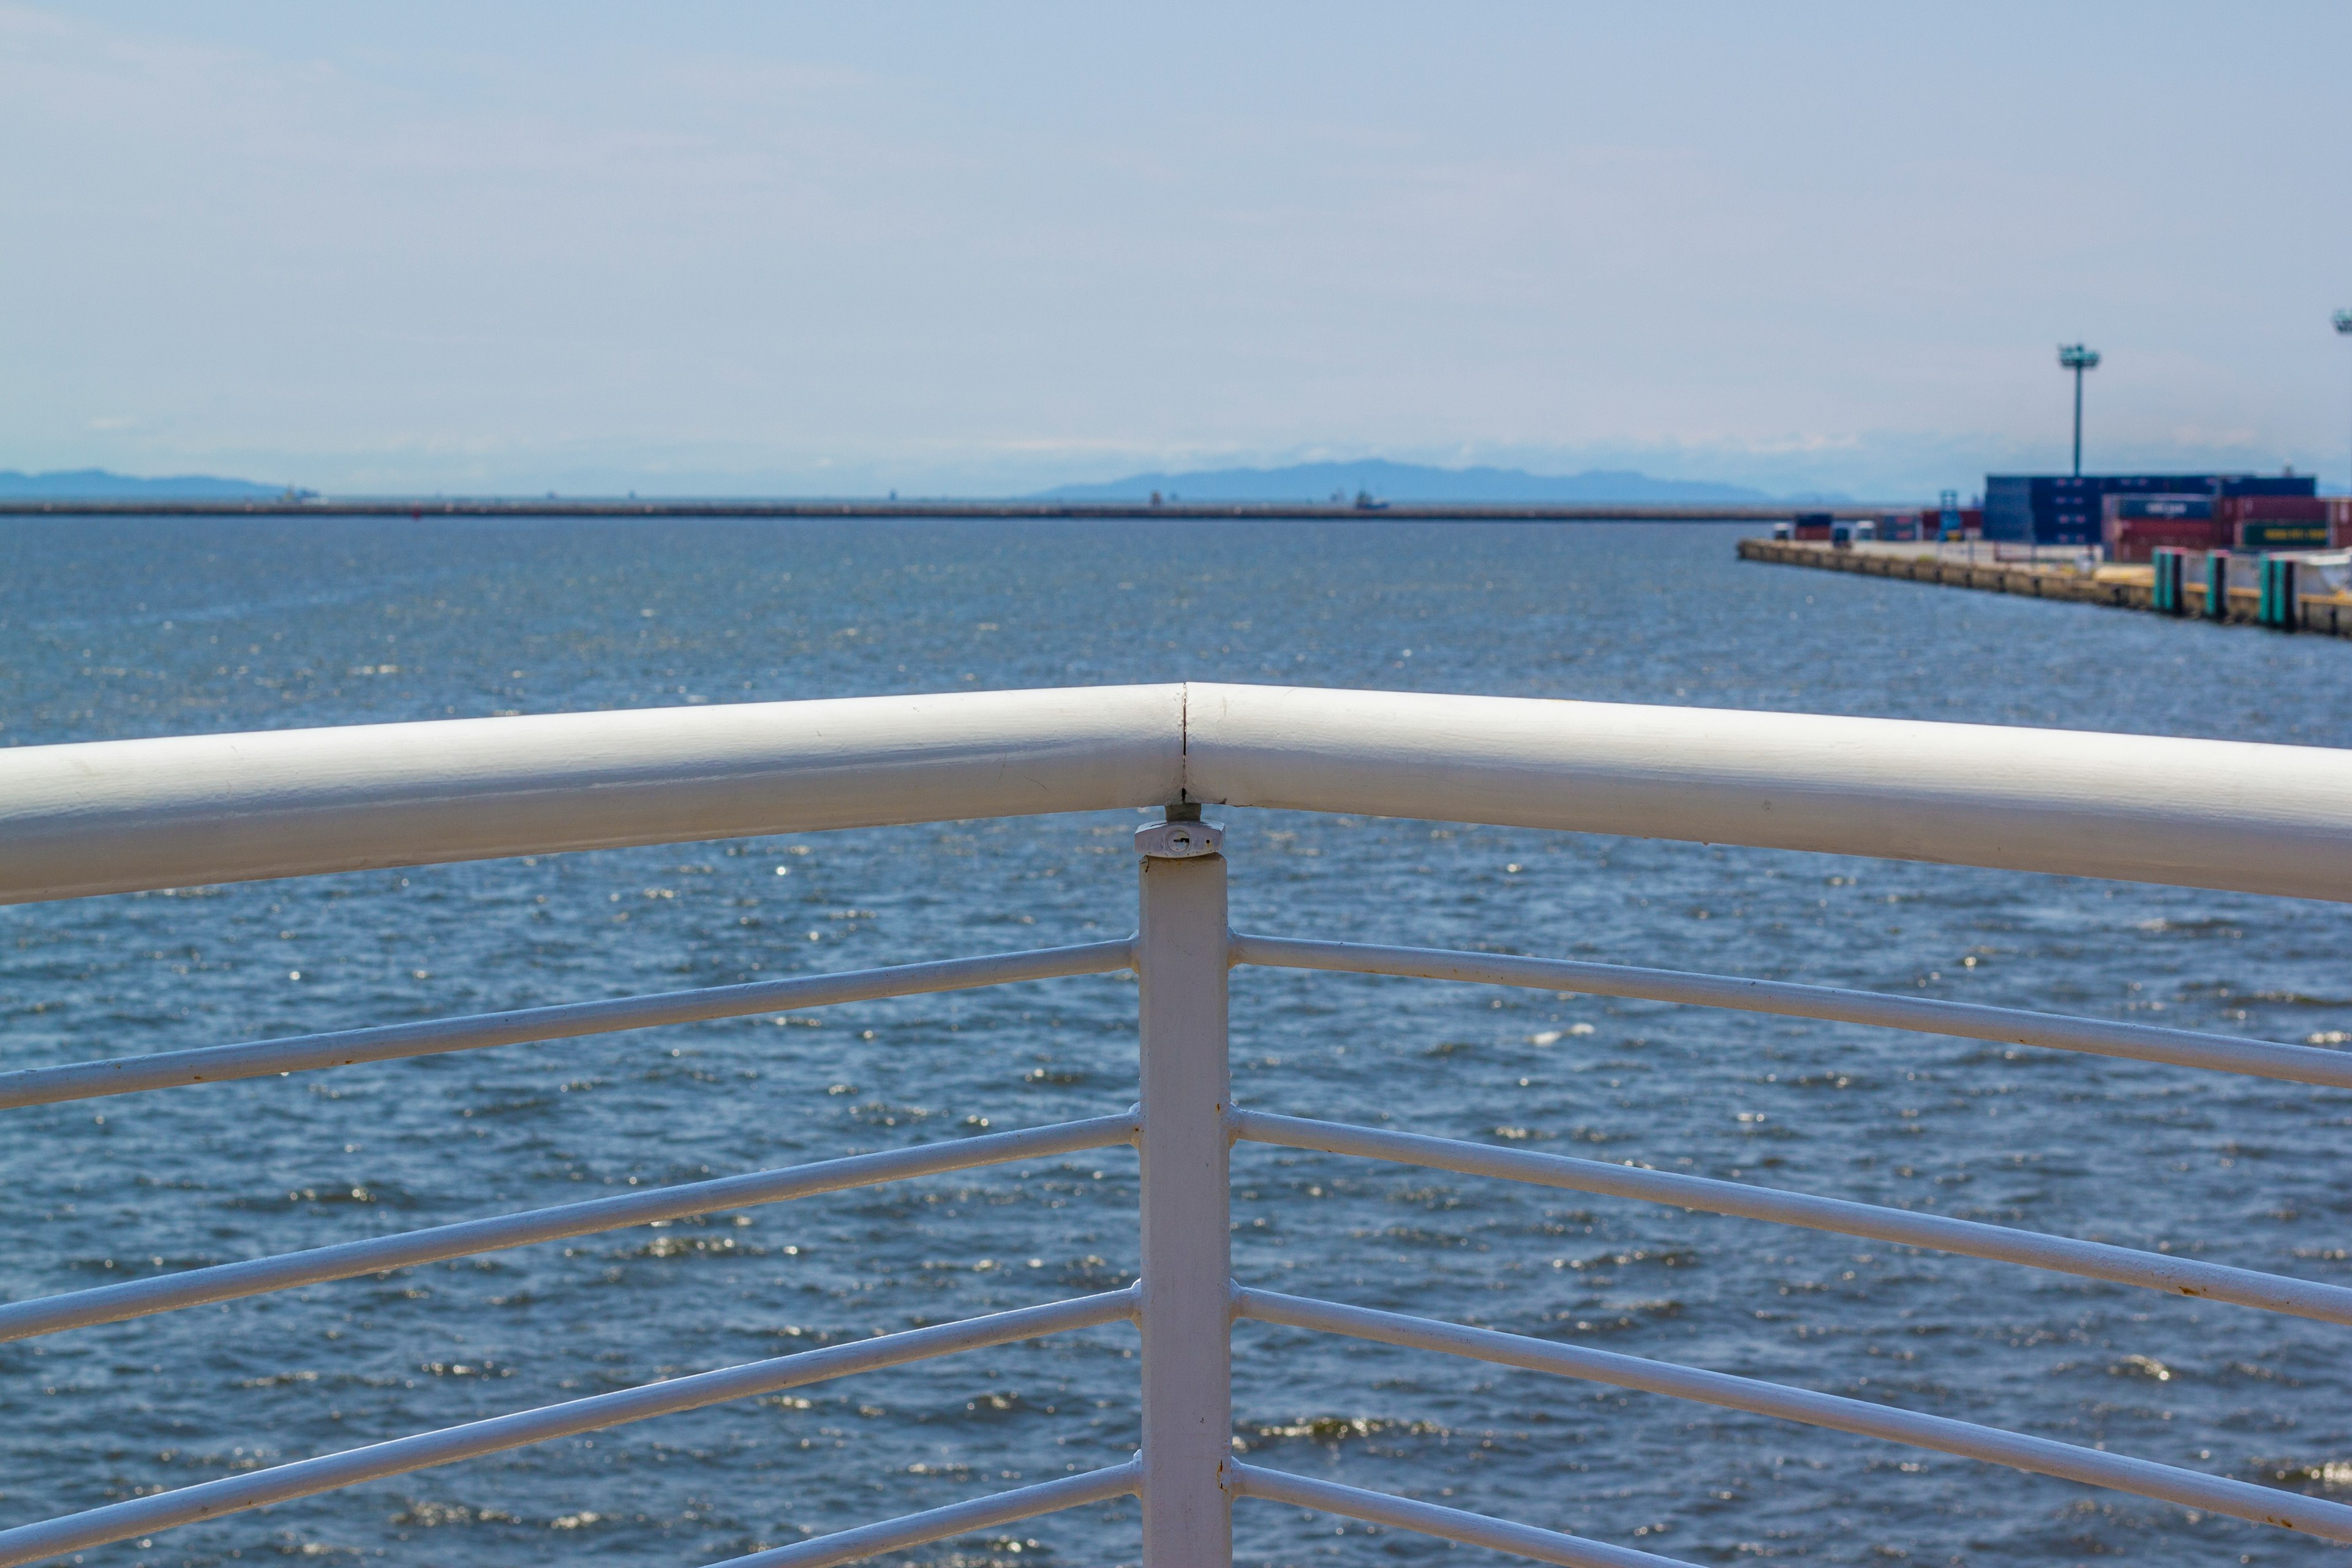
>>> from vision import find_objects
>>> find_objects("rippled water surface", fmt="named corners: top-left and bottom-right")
top-left (4, 517), bottom-right (2352, 1568)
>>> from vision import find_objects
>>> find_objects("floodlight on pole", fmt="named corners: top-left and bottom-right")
top-left (2335, 311), bottom-right (2352, 494)
top-left (2057, 343), bottom-right (2100, 478)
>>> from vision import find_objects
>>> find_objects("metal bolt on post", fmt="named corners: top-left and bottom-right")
top-left (1135, 802), bottom-right (1233, 1568)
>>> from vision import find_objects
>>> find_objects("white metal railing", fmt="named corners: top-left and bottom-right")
top-left (3, 681), bottom-right (2351, 1567)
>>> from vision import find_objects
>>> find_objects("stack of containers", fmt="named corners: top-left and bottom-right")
top-left (2101, 494), bottom-right (2225, 561)
top-left (1985, 473), bottom-right (2316, 546)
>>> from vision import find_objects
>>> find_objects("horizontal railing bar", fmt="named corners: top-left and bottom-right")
top-left (0, 940), bottom-right (1134, 1110)
top-left (1231, 933), bottom-right (2352, 1090)
top-left (0, 685), bottom-right (1187, 905)
top-left (1233, 1111), bottom-right (2352, 1325)
top-left (1231, 1464), bottom-right (1697, 1568)
top-left (1185, 685), bottom-right (2352, 903)
top-left (1236, 1288), bottom-right (2352, 1542)
top-left (0, 1115), bottom-right (1138, 1344)
top-left (698, 1463), bottom-right (1142, 1568)
top-left (18, 684), bottom-right (2350, 903)
top-left (0, 1289), bottom-right (1139, 1568)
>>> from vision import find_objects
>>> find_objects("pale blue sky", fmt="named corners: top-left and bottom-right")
top-left (6, 2), bottom-right (2350, 497)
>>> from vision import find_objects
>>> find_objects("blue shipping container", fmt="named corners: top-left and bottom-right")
top-left (2113, 496), bottom-right (2214, 519)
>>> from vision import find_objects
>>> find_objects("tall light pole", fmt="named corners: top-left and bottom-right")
top-left (2057, 343), bottom-right (2100, 477)
top-left (2336, 311), bottom-right (2352, 494)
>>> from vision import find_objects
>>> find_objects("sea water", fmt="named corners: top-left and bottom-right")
top-left (4, 517), bottom-right (2350, 1567)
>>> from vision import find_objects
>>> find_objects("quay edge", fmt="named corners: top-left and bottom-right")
top-left (1738, 537), bottom-right (2352, 640)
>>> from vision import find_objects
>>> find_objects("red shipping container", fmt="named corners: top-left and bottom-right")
top-left (2331, 497), bottom-right (2352, 549)
top-left (2109, 516), bottom-right (2228, 563)
top-left (2220, 495), bottom-right (2329, 525)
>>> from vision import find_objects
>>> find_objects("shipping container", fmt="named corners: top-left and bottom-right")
top-left (2220, 495), bottom-right (2329, 525)
top-left (2107, 516), bottom-right (2228, 562)
top-left (2218, 475), bottom-right (2320, 499)
top-left (2238, 520), bottom-right (2330, 551)
top-left (1792, 511), bottom-right (1834, 541)
top-left (2106, 494), bottom-right (2213, 521)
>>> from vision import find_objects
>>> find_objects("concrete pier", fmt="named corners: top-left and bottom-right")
top-left (1739, 537), bottom-right (2352, 639)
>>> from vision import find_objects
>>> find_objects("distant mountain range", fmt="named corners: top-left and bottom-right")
top-left (0, 459), bottom-right (1852, 504)
top-left (1034, 459), bottom-right (1834, 503)
top-left (0, 468), bottom-right (289, 498)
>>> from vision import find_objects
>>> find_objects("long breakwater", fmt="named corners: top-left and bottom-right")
top-left (1, 498), bottom-right (1902, 522)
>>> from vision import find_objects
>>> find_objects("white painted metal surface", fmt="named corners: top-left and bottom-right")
top-left (1134, 816), bottom-right (1234, 1568)
top-left (6, 682), bottom-right (2351, 905)
top-left (1233, 1110), bottom-right (2352, 1324)
top-left (1232, 933), bottom-right (2352, 1087)
top-left (0, 684), bottom-right (1185, 904)
top-left (0, 1114), bottom-right (1137, 1343)
top-left (703, 1464), bottom-right (1143, 1568)
top-left (1184, 684), bottom-right (2352, 901)
top-left (0, 939), bottom-right (1134, 1108)
top-left (7, 690), bottom-right (2352, 1568)
top-left (1234, 1289), bottom-right (2352, 1540)
top-left (1231, 1465), bottom-right (1695, 1568)
top-left (0, 1290), bottom-right (1140, 1568)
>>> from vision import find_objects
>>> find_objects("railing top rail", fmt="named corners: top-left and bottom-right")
top-left (1184, 685), bottom-right (2352, 902)
top-left (4, 682), bottom-right (2349, 905)
top-left (0, 685), bottom-right (1185, 905)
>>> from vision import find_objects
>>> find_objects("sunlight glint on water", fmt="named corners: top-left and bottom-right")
top-left (4, 517), bottom-right (2351, 1566)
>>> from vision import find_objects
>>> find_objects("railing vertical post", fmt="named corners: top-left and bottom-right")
top-left (1135, 805), bottom-right (1232, 1568)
